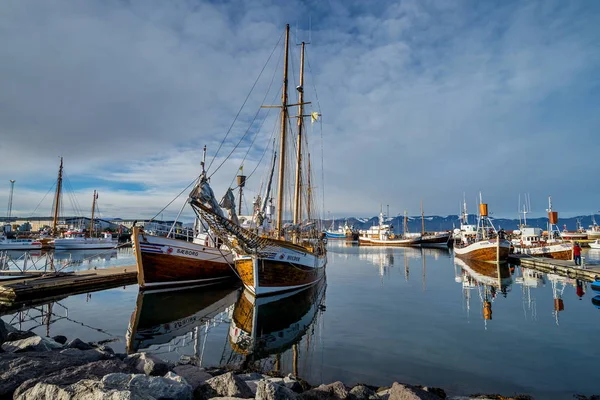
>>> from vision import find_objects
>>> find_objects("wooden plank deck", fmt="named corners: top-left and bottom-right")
top-left (0, 265), bottom-right (138, 302)
top-left (508, 254), bottom-right (600, 282)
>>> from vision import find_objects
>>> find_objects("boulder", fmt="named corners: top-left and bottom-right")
top-left (303, 381), bottom-right (350, 400)
top-left (0, 351), bottom-right (114, 397)
top-left (283, 376), bottom-right (304, 393)
top-left (257, 380), bottom-right (301, 400)
top-left (388, 382), bottom-right (442, 400)
top-left (377, 389), bottom-right (391, 400)
top-left (198, 371), bottom-right (254, 399)
top-left (66, 338), bottom-right (94, 351)
top-left (125, 352), bottom-right (170, 376)
top-left (13, 358), bottom-right (133, 398)
top-left (350, 385), bottom-right (379, 400)
top-left (52, 335), bottom-right (68, 345)
top-left (0, 319), bottom-right (18, 343)
top-left (1, 335), bottom-right (63, 353)
top-left (16, 373), bottom-right (193, 400)
top-left (172, 364), bottom-right (213, 391)
top-left (6, 330), bottom-right (37, 341)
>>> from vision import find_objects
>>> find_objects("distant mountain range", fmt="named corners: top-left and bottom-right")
top-left (325, 214), bottom-right (597, 233)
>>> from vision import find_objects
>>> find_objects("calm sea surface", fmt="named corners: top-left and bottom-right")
top-left (1, 243), bottom-right (598, 399)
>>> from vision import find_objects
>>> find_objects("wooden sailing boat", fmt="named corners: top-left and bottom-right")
top-left (190, 25), bottom-right (327, 296)
top-left (132, 147), bottom-right (234, 291)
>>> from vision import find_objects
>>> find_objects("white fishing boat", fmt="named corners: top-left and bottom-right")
top-left (53, 231), bottom-right (116, 250)
top-left (586, 214), bottom-right (600, 240)
top-left (359, 210), bottom-right (421, 246)
top-left (0, 235), bottom-right (42, 250)
top-left (512, 196), bottom-right (573, 260)
top-left (589, 239), bottom-right (600, 250)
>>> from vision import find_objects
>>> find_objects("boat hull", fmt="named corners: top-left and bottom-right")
top-left (132, 228), bottom-right (235, 291)
top-left (358, 236), bottom-right (420, 247)
top-left (53, 240), bottom-right (117, 250)
top-left (233, 242), bottom-right (326, 296)
top-left (0, 242), bottom-right (42, 250)
top-left (418, 232), bottom-right (451, 248)
top-left (513, 243), bottom-right (573, 260)
top-left (590, 240), bottom-right (600, 249)
top-left (453, 239), bottom-right (511, 262)
top-left (324, 231), bottom-right (346, 239)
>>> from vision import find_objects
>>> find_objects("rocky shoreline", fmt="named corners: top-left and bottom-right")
top-left (0, 319), bottom-right (582, 400)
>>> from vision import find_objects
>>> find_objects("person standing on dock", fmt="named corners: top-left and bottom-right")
top-left (573, 242), bottom-right (582, 266)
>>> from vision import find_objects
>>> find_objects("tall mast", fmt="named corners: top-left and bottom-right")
top-left (89, 190), bottom-right (97, 237)
top-left (420, 199), bottom-right (425, 235)
top-left (7, 180), bottom-right (15, 218)
top-left (306, 154), bottom-right (312, 221)
top-left (51, 157), bottom-right (63, 236)
top-left (293, 42), bottom-right (306, 227)
top-left (275, 24), bottom-right (290, 237)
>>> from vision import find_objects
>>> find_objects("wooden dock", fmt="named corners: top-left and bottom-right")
top-left (508, 254), bottom-right (600, 282)
top-left (0, 265), bottom-right (137, 302)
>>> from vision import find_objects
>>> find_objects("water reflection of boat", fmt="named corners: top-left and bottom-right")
top-left (53, 249), bottom-right (118, 263)
top-left (592, 296), bottom-right (600, 309)
top-left (454, 258), bottom-right (512, 288)
top-left (228, 278), bottom-right (326, 369)
top-left (126, 285), bottom-right (240, 354)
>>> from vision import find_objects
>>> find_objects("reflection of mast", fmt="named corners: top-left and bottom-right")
top-left (404, 249), bottom-right (409, 281)
top-left (51, 157), bottom-right (64, 236)
top-left (421, 248), bottom-right (426, 291)
top-left (551, 277), bottom-right (565, 325)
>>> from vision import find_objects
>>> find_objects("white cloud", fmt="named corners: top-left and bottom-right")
top-left (1, 0), bottom-right (598, 220)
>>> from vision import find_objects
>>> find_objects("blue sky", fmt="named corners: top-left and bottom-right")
top-left (0, 0), bottom-right (599, 221)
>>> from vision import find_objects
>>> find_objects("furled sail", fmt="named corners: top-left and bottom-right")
top-left (189, 178), bottom-right (271, 256)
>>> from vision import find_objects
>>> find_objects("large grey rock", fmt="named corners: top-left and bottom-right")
top-left (198, 371), bottom-right (253, 399)
top-left (172, 364), bottom-right (212, 390)
top-left (13, 358), bottom-right (133, 398)
top-left (388, 382), bottom-right (442, 400)
top-left (303, 381), bottom-right (350, 400)
top-left (17, 373), bottom-right (193, 400)
top-left (125, 352), bottom-right (170, 376)
top-left (58, 348), bottom-right (107, 362)
top-left (1, 335), bottom-right (63, 353)
top-left (350, 385), bottom-right (379, 400)
top-left (0, 319), bottom-right (18, 344)
top-left (52, 335), bottom-right (68, 345)
top-left (6, 330), bottom-right (37, 341)
top-left (66, 338), bottom-right (94, 351)
top-left (0, 351), bottom-right (113, 397)
top-left (377, 388), bottom-right (391, 400)
top-left (257, 380), bottom-right (301, 400)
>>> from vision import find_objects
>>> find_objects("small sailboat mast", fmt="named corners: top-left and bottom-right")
top-left (51, 157), bottom-right (63, 236)
top-left (421, 199), bottom-right (425, 235)
top-left (293, 41), bottom-right (306, 227)
top-left (275, 24), bottom-right (290, 237)
top-left (89, 190), bottom-right (98, 237)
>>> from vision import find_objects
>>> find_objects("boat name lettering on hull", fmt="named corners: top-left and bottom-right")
top-left (177, 249), bottom-right (199, 257)
top-left (287, 255), bottom-right (301, 262)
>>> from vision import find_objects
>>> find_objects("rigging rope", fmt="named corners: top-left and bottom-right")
top-left (206, 31), bottom-right (284, 174)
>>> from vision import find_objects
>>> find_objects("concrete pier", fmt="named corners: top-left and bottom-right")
top-left (508, 254), bottom-right (600, 282)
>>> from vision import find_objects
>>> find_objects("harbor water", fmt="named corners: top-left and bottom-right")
top-left (1, 243), bottom-right (598, 399)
